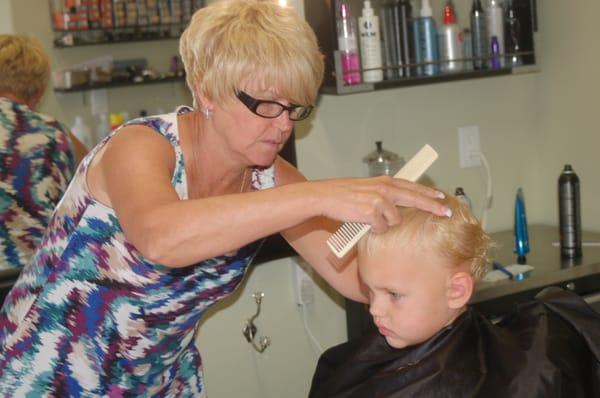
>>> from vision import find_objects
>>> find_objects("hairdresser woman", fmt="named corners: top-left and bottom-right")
top-left (0, 1), bottom-right (448, 396)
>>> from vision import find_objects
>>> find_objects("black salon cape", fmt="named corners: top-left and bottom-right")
top-left (309, 289), bottom-right (600, 398)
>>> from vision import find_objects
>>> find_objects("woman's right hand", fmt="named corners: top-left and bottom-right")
top-left (301, 176), bottom-right (450, 234)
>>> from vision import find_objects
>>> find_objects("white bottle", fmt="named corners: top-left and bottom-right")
top-left (71, 116), bottom-right (93, 149)
top-left (358, 0), bottom-right (383, 83)
top-left (486, 0), bottom-right (505, 67)
top-left (439, 1), bottom-right (463, 73)
top-left (95, 113), bottom-right (111, 141)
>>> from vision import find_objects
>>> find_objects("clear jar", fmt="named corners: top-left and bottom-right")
top-left (363, 141), bottom-right (404, 177)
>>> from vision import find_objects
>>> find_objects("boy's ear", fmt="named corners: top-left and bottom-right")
top-left (446, 272), bottom-right (474, 309)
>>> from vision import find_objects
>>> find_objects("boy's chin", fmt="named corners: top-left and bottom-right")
top-left (384, 336), bottom-right (411, 349)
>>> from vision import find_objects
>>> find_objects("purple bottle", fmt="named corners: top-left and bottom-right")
top-left (337, 2), bottom-right (362, 85)
top-left (490, 35), bottom-right (501, 69)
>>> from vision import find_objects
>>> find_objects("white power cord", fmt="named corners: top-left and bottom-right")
top-left (300, 303), bottom-right (324, 355)
top-left (476, 151), bottom-right (493, 230)
top-left (292, 258), bottom-right (324, 355)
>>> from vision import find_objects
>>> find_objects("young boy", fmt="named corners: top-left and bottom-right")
top-left (310, 194), bottom-right (600, 398)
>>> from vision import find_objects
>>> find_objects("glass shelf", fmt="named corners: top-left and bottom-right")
top-left (324, 51), bottom-right (538, 95)
top-left (53, 26), bottom-right (183, 47)
top-left (53, 75), bottom-right (185, 93)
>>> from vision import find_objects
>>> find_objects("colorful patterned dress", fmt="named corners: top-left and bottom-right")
top-left (0, 106), bottom-right (272, 397)
top-left (0, 97), bottom-right (76, 270)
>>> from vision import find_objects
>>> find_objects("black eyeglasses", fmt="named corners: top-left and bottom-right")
top-left (236, 90), bottom-right (314, 121)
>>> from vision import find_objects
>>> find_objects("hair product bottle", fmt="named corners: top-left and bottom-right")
top-left (396, 0), bottom-right (415, 77)
top-left (358, 0), bottom-right (384, 83)
top-left (381, 0), bottom-right (400, 79)
top-left (454, 187), bottom-right (473, 210)
top-left (438, 1), bottom-right (463, 73)
top-left (490, 35), bottom-right (501, 69)
top-left (462, 28), bottom-right (473, 71)
top-left (504, 0), bottom-right (522, 66)
top-left (470, 0), bottom-right (488, 70)
top-left (337, 1), bottom-right (362, 85)
top-left (559, 164), bottom-right (582, 259)
top-left (486, 0), bottom-right (504, 68)
top-left (413, 0), bottom-right (440, 76)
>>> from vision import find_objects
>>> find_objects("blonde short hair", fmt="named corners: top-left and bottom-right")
top-left (359, 193), bottom-right (494, 283)
top-left (179, 0), bottom-right (324, 108)
top-left (0, 34), bottom-right (50, 104)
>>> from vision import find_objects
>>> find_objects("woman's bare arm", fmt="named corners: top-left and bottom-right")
top-left (92, 126), bottom-right (447, 271)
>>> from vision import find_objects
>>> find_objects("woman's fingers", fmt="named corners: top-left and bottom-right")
top-left (317, 177), bottom-right (451, 228)
top-left (391, 177), bottom-right (444, 199)
top-left (357, 177), bottom-right (451, 219)
top-left (390, 186), bottom-right (451, 218)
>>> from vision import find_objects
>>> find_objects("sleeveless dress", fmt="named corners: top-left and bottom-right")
top-left (0, 97), bottom-right (76, 270)
top-left (0, 106), bottom-right (272, 397)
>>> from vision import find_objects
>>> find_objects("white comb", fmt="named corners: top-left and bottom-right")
top-left (326, 144), bottom-right (439, 258)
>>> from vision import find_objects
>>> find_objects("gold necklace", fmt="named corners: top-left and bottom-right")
top-left (239, 167), bottom-right (249, 193)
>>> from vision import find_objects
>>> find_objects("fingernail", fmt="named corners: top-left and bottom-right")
top-left (444, 207), bottom-right (452, 218)
top-left (437, 191), bottom-right (445, 199)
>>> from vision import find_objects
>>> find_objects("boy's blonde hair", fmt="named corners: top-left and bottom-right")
top-left (359, 193), bottom-right (494, 283)
top-left (179, 0), bottom-right (324, 108)
top-left (0, 35), bottom-right (50, 104)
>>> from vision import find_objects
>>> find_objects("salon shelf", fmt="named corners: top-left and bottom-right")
top-left (53, 33), bottom-right (181, 48)
top-left (53, 75), bottom-right (185, 93)
top-left (322, 59), bottom-right (539, 96)
top-left (305, 0), bottom-right (538, 96)
top-left (52, 26), bottom-right (185, 48)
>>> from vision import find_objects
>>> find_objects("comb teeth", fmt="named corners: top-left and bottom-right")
top-left (326, 222), bottom-right (371, 258)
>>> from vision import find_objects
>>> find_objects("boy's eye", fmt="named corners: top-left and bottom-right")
top-left (388, 291), bottom-right (403, 300)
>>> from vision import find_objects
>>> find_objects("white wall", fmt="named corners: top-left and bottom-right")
top-left (6, 1), bottom-right (600, 397)
top-left (533, 0), bottom-right (600, 230)
top-left (0, 1), bottom-right (13, 33)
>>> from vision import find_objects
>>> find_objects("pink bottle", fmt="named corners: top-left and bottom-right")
top-left (337, 2), bottom-right (362, 85)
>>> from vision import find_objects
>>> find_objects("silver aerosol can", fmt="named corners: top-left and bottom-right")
top-left (558, 164), bottom-right (582, 259)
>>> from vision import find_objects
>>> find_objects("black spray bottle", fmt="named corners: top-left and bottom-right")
top-left (470, 0), bottom-right (488, 70)
top-left (504, 0), bottom-right (523, 66)
top-left (394, 0), bottom-right (414, 77)
top-left (558, 164), bottom-right (582, 259)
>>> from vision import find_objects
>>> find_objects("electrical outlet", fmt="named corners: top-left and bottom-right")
top-left (458, 126), bottom-right (481, 168)
top-left (291, 257), bottom-right (314, 305)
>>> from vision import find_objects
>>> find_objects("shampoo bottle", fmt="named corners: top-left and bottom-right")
top-left (358, 0), bottom-right (384, 83)
top-left (470, 0), bottom-right (488, 70)
top-left (412, 0), bottom-right (439, 76)
top-left (486, 0), bottom-right (504, 68)
top-left (438, 1), bottom-right (463, 73)
top-left (337, 1), bottom-right (362, 85)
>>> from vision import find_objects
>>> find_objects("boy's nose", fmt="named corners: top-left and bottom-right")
top-left (368, 296), bottom-right (386, 318)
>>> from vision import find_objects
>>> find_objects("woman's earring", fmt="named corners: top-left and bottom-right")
top-left (202, 106), bottom-right (212, 120)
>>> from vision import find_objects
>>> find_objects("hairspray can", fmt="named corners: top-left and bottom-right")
top-left (558, 164), bottom-right (582, 259)
top-left (470, 0), bottom-right (488, 70)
